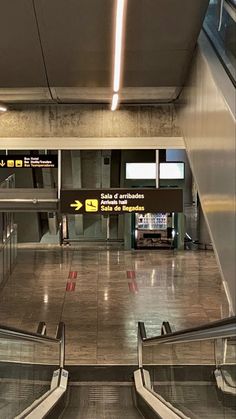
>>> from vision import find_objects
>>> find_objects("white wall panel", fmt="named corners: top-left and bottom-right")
top-left (178, 32), bottom-right (236, 313)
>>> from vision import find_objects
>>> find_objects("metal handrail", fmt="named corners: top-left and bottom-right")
top-left (56, 322), bottom-right (65, 369)
top-left (225, 0), bottom-right (236, 22)
top-left (0, 322), bottom-right (62, 345)
top-left (139, 316), bottom-right (236, 347)
top-left (0, 173), bottom-right (15, 188)
top-left (138, 316), bottom-right (236, 369)
top-left (227, 0), bottom-right (236, 7)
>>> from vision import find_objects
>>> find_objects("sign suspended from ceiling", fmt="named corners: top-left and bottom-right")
top-left (60, 189), bottom-right (183, 215)
top-left (0, 155), bottom-right (58, 169)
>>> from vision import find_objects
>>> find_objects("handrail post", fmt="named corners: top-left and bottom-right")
top-left (214, 337), bottom-right (227, 368)
top-left (56, 322), bottom-right (65, 369)
top-left (37, 322), bottom-right (46, 335)
top-left (138, 326), bottom-right (143, 369)
top-left (138, 322), bottom-right (146, 369)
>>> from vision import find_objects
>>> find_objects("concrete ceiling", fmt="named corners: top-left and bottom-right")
top-left (0, 0), bottom-right (209, 104)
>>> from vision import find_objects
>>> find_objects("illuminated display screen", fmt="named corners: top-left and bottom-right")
top-left (126, 162), bottom-right (184, 179)
top-left (160, 163), bottom-right (184, 179)
top-left (126, 163), bottom-right (156, 179)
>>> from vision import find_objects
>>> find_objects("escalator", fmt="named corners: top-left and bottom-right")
top-left (61, 384), bottom-right (142, 419)
top-left (135, 317), bottom-right (236, 419)
top-left (0, 317), bottom-right (235, 418)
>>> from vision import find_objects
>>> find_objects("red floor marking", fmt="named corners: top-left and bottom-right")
top-left (133, 280), bottom-right (138, 292)
top-left (128, 282), bottom-right (134, 293)
top-left (68, 271), bottom-right (77, 280)
top-left (127, 270), bottom-right (138, 293)
top-left (127, 270), bottom-right (136, 279)
top-left (66, 281), bottom-right (76, 291)
top-left (128, 280), bottom-right (139, 293)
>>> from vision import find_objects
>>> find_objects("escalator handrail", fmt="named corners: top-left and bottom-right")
top-left (0, 173), bottom-right (15, 188)
top-left (0, 322), bottom-right (63, 344)
top-left (226, 0), bottom-right (236, 11)
top-left (139, 316), bottom-right (236, 346)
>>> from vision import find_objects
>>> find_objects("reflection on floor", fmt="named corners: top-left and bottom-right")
top-left (0, 247), bottom-right (229, 364)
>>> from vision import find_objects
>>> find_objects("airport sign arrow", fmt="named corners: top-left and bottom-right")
top-left (0, 160), bottom-right (6, 167)
top-left (70, 200), bottom-right (83, 211)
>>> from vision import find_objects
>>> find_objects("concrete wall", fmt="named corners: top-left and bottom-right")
top-left (177, 32), bottom-right (236, 314)
top-left (0, 104), bottom-right (184, 151)
top-left (0, 104), bottom-right (181, 138)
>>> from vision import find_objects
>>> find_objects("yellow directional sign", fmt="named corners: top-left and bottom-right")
top-left (61, 189), bottom-right (183, 214)
top-left (70, 200), bottom-right (83, 211)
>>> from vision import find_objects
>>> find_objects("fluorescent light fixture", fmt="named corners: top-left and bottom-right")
top-left (111, 93), bottom-right (119, 111)
top-left (0, 104), bottom-right (7, 112)
top-left (113, 0), bottom-right (126, 93)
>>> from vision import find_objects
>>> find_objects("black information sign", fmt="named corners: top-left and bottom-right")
top-left (0, 155), bottom-right (58, 169)
top-left (60, 189), bottom-right (183, 214)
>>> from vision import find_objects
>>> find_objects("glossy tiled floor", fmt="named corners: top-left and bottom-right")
top-left (0, 247), bottom-right (229, 365)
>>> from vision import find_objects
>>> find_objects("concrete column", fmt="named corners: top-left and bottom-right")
top-left (101, 151), bottom-right (111, 238)
top-left (124, 214), bottom-right (132, 250)
top-left (177, 213), bottom-right (185, 250)
top-left (71, 150), bottom-right (83, 235)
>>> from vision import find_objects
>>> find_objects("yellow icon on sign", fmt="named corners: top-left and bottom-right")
top-left (85, 199), bottom-right (98, 212)
top-left (7, 160), bottom-right (14, 167)
top-left (15, 160), bottom-right (23, 167)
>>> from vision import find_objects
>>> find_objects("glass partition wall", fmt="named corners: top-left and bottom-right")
top-left (0, 175), bottom-right (17, 287)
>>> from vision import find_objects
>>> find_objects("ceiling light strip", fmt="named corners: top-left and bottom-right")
top-left (113, 0), bottom-right (126, 93)
top-left (111, 0), bottom-right (127, 111)
top-left (111, 93), bottom-right (119, 111)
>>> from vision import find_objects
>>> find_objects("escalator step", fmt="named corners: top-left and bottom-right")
top-left (61, 385), bottom-right (142, 419)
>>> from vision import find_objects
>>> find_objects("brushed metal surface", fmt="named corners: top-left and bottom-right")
top-left (177, 32), bottom-right (236, 313)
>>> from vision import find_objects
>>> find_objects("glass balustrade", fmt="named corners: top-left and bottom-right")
top-left (138, 319), bottom-right (236, 418)
top-left (0, 175), bottom-right (17, 287)
top-left (204, 0), bottom-right (236, 83)
top-left (0, 326), bottom-right (63, 419)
